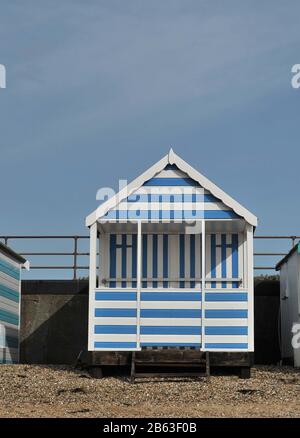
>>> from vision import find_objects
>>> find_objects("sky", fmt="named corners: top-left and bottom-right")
top-left (0, 1), bottom-right (300, 277)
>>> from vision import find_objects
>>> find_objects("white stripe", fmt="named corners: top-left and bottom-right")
top-left (205, 302), bottom-right (248, 310)
top-left (195, 234), bottom-right (201, 288)
top-left (93, 334), bottom-right (137, 342)
top-left (117, 202), bottom-right (230, 211)
top-left (0, 272), bottom-right (19, 290)
top-left (115, 234), bottom-right (121, 288)
top-left (126, 234), bottom-right (132, 288)
top-left (184, 234), bottom-right (189, 288)
top-left (169, 235), bottom-right (177, 288)
top-left (157, 235), bottom-right (163, 288)
top-left (204, 335), bottom-right (248, 344)
top-left (205, 234), bottom-right (211, 286)
top-left (0, 296), bottom-right (19, 313)
top-left (141, 301), bottom-right (201, 309)
top-left (147, 235), bottom-right (152, 287)
top-left (93, 317), bottom-right (137, 325)
top-left (205, 288), bottom-right (246, 293)
top-left (238, 233), bottom-right (243, 287)
top-left (141, 318), bottom-right (201, 326)
top-left (140, 335), bottom-right (201, 343)
top-left (216, 234), bottom-right (222, 289)
top-left (154, 169), bottom-right (188, 178)
top-left (226, 235), bottom-right (232, 284)
top-left (205, 318), bottom-right (247, 326)
top-left (117, 202), bottom-right (206, 210)
top-left (133, 187), bottom-right (205, 195)
top-left (92, 301), bottom-right (137, 308)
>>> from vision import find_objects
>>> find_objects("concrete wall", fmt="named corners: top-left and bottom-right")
top-left (20, 280), bottom-right (88, 364)
top-left (20, 279), bottom-right (280, 365)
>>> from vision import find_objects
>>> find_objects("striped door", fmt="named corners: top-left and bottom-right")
top-left (140, 290), bottom-right (202, 348)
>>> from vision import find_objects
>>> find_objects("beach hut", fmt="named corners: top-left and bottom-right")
top-left (86, 149), bottom-right (257, 357)
top-left (0, 242), bottom-right (29, 364)
top-left (276, 243), bottom-right (300, 367)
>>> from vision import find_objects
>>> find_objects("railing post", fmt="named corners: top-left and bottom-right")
top-left (73, 236), bottom-right (78, 280)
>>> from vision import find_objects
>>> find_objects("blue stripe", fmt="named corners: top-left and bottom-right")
top-left (204, 210), bottom-right (240, 219)
top-left (204, 194), bottom-right (219, 202)
top-left (221, 234), bottom-right (226, 288)
top-left (0, 309), bottom-right (19, 326)
top-left (190, 235), bottom-right (195, 288)
top-left (232, 234), bottom-right (239, 288)
top-left (205, 343), bottom-right (248, 349)
top-left (105, 210), bottom-right (239, 220)
top-left (121, 235), bottom-right (127, 288)
top-left (104, 210), bottom-right (206, 219)
top-left (205, 326), bottom-right (248, 335)
top-left (143, 177), bottom-right (200, 187)
top-left (94, 308), bottom-right (137, 317)
top-left (94, 325), bottom-right (136, 334)
top-left (94, 342), bottom-right (136, 349)
top-left (95, 292), bottom-right (137, 301)
top-left (109, 234), bottom-right (116, 288)
top-left (205, 309), bottom-right (248, 318)
top-left (170, 195), bottom-right (174, 220)
top-left (126, 193), bottom-right (220, 203)
top-left (205, 292), bottom-right (248, 302)
top-left (0, 259), bottom-right (20, 280)
top-left (163, 234), bottom-right (168, 288)
top-left (141, 326), bottom-right (201, 335)
top-left (179, 234), bottom-right (185, 288)
top-left (141, 343), bottom-right (201, 348)
top-left (141, 292), bottom-right (201, 301)
top-left (131, 234), bottom-right (137, 288)
top-left (0, 284), bottom-right (19, 303)
top-left (142, 234), bottom-right (147, 288)
top-left (147, 193), bottom-right (151, 220)
top-left (152, 235), bottom-right (158, 288)
top-left (141, 309), bottom-right (201, 318)
top-left (211, 234), bottom-right (216, 288)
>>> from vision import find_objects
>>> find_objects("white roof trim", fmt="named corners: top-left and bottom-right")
top-left (85, 148), bottom-right (257, 227)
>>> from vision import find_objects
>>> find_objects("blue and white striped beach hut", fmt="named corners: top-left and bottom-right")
top-left (86, 149), bottom-right (257, 353)
top-left (0, 242), bottom-right (29, 364)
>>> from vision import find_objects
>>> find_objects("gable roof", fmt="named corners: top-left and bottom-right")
top-left (86, 149), bottom-right (257, 227)
top-left (0, 241), bottom-right (30, 269)
top-left (276, 242), bottom-right (300, 270)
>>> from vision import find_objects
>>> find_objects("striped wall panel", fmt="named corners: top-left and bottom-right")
top-left (89, 289), bottom-right (248, 351)
top-left (0, 252), bottom-right (20, 364)
top-left (104, 233), bottom-right (242, 289)
top-left (92, 290), bottom-right (138, 350)
top-left (101, 165), bottom-right (241, 221)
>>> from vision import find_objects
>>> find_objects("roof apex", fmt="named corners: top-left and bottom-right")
top-left (85, 149), bottom-right (258, 227)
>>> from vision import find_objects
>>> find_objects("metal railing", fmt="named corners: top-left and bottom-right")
top-left (0, 234), bottom-right (299, 279)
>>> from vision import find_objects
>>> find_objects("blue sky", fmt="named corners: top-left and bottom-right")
top-left (0, 1), bottom-right (299, 276)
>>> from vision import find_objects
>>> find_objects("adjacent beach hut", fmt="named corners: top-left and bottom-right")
top-left (0, 242), bottom-right (28, 364)
top-left (276, 243), bottom-right (300, 367)
top-left (86, 149), bottom-right (257, 353)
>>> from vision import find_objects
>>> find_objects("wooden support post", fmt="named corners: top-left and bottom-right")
top-left (130, 352), bottom-right (136, 384)
top-left (205, 351), bottom-right (210, 379)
